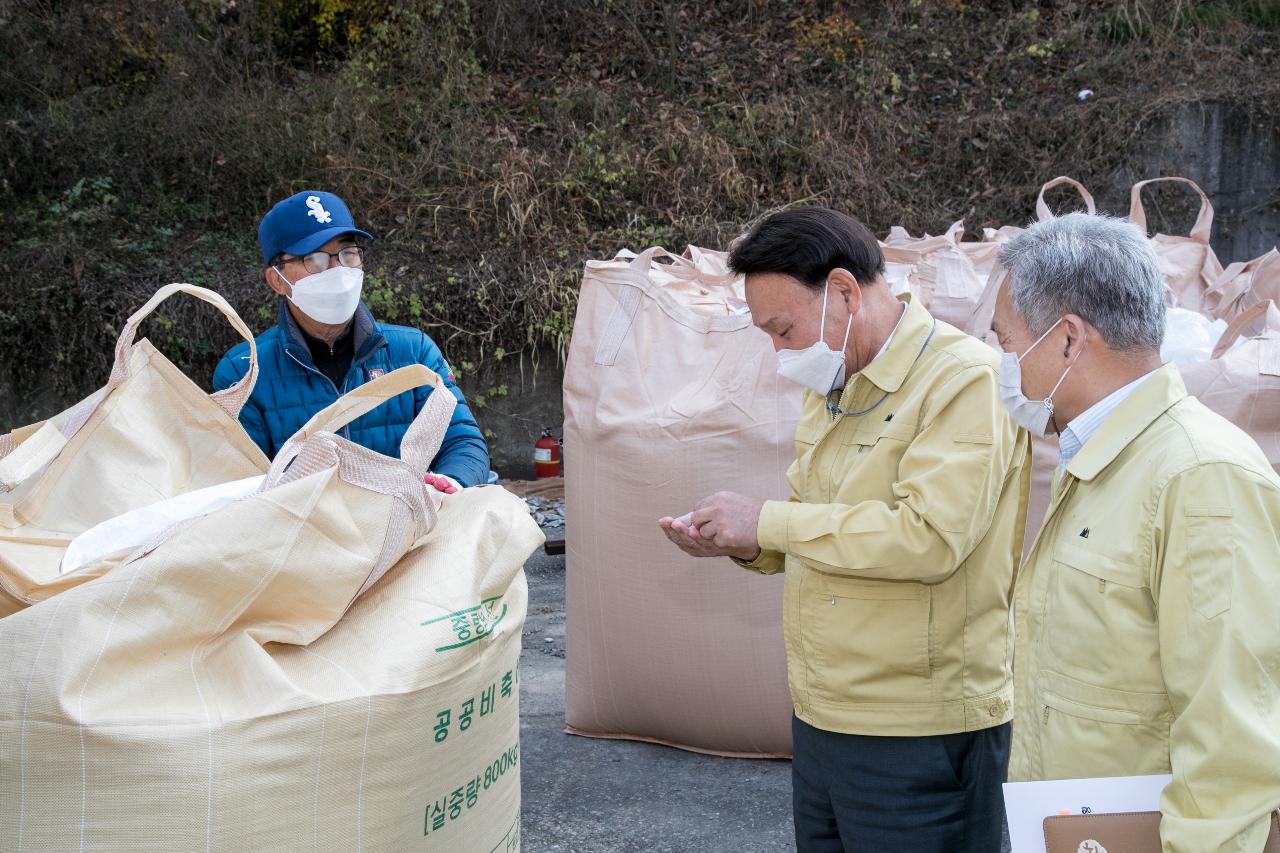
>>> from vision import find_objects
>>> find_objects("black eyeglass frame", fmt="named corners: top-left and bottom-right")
top-left (273, 245), bottom-right (365, 275)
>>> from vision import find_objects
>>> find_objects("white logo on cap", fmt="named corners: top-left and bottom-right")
top-left (305, 195), bottom-right (332, 224)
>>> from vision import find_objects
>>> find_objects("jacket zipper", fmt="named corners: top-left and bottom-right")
top-left (285, 350), bottom-right (352, 441)
top-left (286, 337), bottom-right (391, 442)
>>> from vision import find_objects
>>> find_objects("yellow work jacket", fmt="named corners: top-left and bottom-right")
top-left (741, 296), bottom-right (1030, 737)
top-left (1010, 364), bottom-right (1280, 852)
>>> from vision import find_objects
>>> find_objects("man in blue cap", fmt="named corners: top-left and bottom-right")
top-left (212, 190), bottom-right (489, 492)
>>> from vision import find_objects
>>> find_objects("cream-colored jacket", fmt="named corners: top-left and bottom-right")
top-left (741, 297), bottom-right (1030, 737)
top-left (1010, 364), bottom-right (1280, 852)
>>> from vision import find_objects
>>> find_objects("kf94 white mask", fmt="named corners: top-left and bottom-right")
top-left (276, 265), bottom-right (363, 325)
top-left (776, 280), bottom-right (852, 396)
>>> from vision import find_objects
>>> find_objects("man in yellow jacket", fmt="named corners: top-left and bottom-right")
top-left (659, 207), bottom-right (1030, 852)
top-left (992, 212), bottom-right (1280, 851)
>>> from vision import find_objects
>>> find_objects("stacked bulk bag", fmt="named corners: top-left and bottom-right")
top-left (966, 176), bottom-right (1279, 554)
top-left (0, 284), bottom-right (269, 615)
top-left (881, 221), bottom-right (959, 296)
top-left (1139, 185), bottom-right (1280, 476)
top-left (563, 246), bottom-right (801, 758)
top-left (881, 220), bottom-right (989, 329)
top-left (0, 365), bottom-right (541, 852)
top-left (882, 177), bottom-right (1097, 336)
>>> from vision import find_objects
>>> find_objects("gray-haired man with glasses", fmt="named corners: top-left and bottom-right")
top-left (212, 190), bottom-right (489, 491)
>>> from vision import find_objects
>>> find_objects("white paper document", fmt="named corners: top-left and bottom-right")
top-left (1003, 774), bottom-right (1172, 853)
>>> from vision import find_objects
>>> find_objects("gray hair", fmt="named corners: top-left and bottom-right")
top-left (998, 212), bottom-right (1166, 351)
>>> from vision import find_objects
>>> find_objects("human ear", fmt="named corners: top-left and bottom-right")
top-left (265, 267), bottom-right (292, 298)
top-left (827, 268), bottom-right (861, 313)
top-left (1062, 315), bottom-right (1090, 358)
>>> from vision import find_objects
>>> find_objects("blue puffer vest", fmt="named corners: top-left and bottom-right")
top-left (212, 301), bottom-right (489, 487)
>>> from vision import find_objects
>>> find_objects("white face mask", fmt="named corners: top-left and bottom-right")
top-left (998, 318), bottom-right (1081, 438)
top-left (776, 281), bottom-right (853, 396)
top-left (275, 264), bottom-right (364, 325)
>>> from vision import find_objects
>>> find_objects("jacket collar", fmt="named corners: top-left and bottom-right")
top-left (1064, 362), bottom-right (1188, 482)
top-left (278, 301), bottom-right (386, 368)
top-left (846, 294), bottom-right (932, 397)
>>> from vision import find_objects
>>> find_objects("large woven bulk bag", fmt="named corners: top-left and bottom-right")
top-left (881, 220), bottom-right (989, 329)
top-left (881, 224), bottom-right (955, 296)
top-left (1181, 300), bottom-right (1280, 474)
top-left (0, 366), bottom-right (541, 852)
top-left (563, 246), bottom-right (801, 758)
top-left (1129, 176), bottom-right (1224, 314)
top-left (0, 284), bottom-right (268, 615)
top-left (884, 178), bottom-right (1096, 335)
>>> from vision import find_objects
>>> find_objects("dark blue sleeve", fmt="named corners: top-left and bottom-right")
top-left (212, 351), bottom-right (273, 458)
top-left (412, 336), bottom-right (490, 487)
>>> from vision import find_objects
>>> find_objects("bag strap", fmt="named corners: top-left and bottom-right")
top-left (593, 277), bottom-right (645, 367)
top-left (266, 365), bottom-right (455, 483)
top-left (964, 266), bottom-right (1010, 339)
top-left (0, 422), bottom-right (67, 492)
top-left (1246, 248), bottom-right (1280, 304)
top-left (1210, 299), bottom-right (1280, 358)
top-left (1203, 253), bottom-right (1265, 319)
top-left (1129, 177), bottom-right (1213, 243)
top-left (942, 220), bottom-right (966, 245)
top-left (1035, 176), bottom-right (1097, 222)
top-left (628, 246), bottom-right (737, 286)
top-left (108, 283), bottom-right (259, 420)
top-left (0, 421), bottom-right (47, 463)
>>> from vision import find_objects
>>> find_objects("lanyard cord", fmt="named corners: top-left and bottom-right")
top-left (825, 317), bottom-right (938, 419)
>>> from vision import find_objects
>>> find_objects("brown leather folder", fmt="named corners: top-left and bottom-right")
top-left (1043, 810), bottom-right (1280, 853)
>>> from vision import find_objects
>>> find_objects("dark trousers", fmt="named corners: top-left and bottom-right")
top-left (792, 716), bottom-right (1011, 853)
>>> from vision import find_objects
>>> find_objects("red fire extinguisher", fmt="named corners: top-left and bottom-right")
top-left (533, 429), bottom-right (561, 479)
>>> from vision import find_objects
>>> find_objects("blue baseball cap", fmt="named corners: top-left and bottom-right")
top-left (257, 190), bottom-right (373, 264)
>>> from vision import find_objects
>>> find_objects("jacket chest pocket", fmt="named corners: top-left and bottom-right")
top-left (1047, 542), bottom-right (1160, 688)
top-left (828, 420), bottom-right (916, 504)
top-left (805, 576), bottom-right (932, 704)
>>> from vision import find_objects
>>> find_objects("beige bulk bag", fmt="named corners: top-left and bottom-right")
top-left (563, 246), bottom-right (801, 758)
top-left (0, 366), bottom-right (541, 852)
top-left (1202, 247), bottom-right (1280, 324)
top-left (0, 284), bottom-right (268, 615)
top-left (1129, 177), bottom-right (1224, 314)
top-left (886, 177), bottom-right (1096, 334)
top-left (881, 220), bottom-right (989, 328)
top-left (881, 224), bottom-right (954, 296)
top-left (1181, 300), bottom-right (1280, 473)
